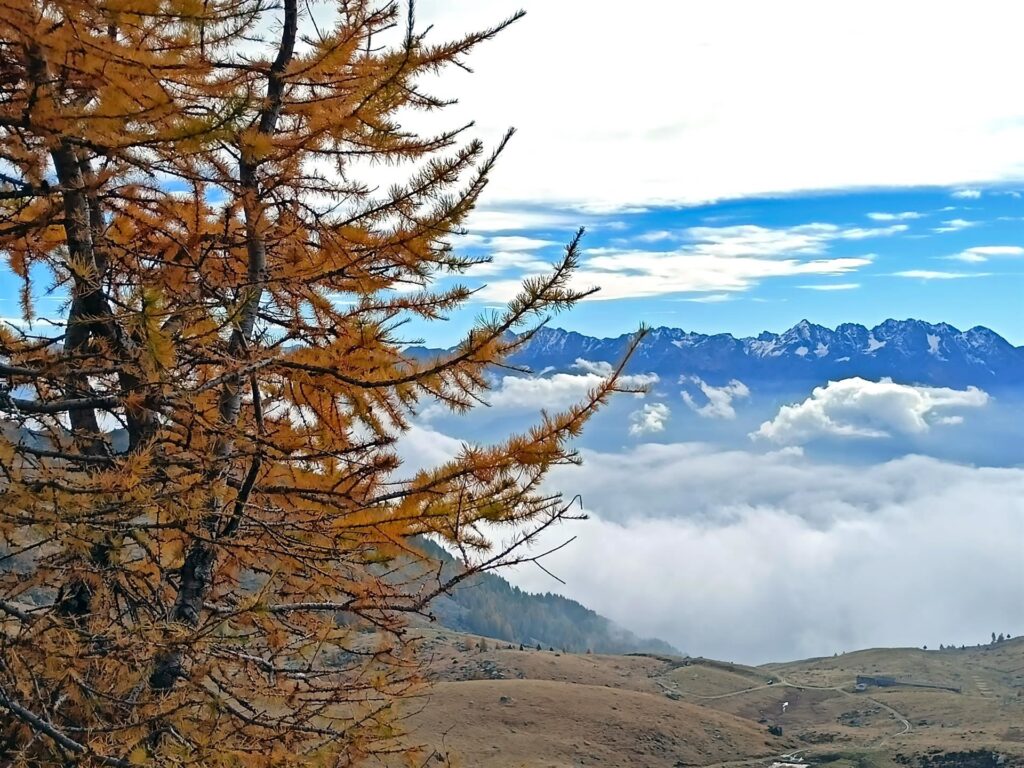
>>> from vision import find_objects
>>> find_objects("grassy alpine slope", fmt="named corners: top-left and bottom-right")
top-left (385, 632), bottom-right (1024, 768)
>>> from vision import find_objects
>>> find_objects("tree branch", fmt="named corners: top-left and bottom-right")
top-left (0, 686), bottom-right (131, 768)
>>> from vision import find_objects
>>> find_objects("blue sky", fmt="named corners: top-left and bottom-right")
top-left (419, 185), bottom-right (1023, 346)
top-left (5, 185), bottom-right (1021, 345)
top-left (6, 184), bottom-right (1015, 348)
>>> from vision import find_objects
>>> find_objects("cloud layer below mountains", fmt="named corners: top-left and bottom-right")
top-left (398, 366), bottom-right (1019, 663)
top-left (507, 445), bottom-right (1024, 663)
top-left (423, 365), bottom-right (994, 450)
top-left (484, 368), bottom-right (658, 410)
top-left (400, 412), bottom-right (1022, 663)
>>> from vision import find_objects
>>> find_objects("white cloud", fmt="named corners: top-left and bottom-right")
top-left (0, 317), bottom-right (33, 328)
top-left (488, 373), bottom-right (602, 409)
top-left (465, 250), bottom-right (551, 277)
top-left (572, 359), bottom-right (614, 376)
top-left (461, 234), bottom-right (563, 277)
top-left (681, 377), bottom-right (751, 420)
top-left (892, 269), bottom-right (990, 280)
top-left (798, 283), bottom-right (860, 291)
top-left (634, 230), bottom-right (675, 243)
top-left (476, 222), bottom-right (884, 301)
top-left (505, 447), bottom-right (1024, 663)
top-left (682, 223), bottom-right (904, 254)
top-left (487, 235), bottom-right (559, 251)
top-left (450, 233), bottom-right (487, 247)
top-left (394, 424), bottom-right (466, 474)
top-left (752, 377), bottom-right (989, 445)
top-left (866, 211), bottom-right (924, 221)
top-left (464, 208), bottom-right (580, 232)
top-left (478, 256), bottom-right (871, 301)
top-left (834, 224), bottom-right (909, 239)
top-left (618, 371), bottom-right (662, 390)
top-left (488, 369), bottom-right (659, 410)
top-left (681, 293), bottom-right (735, 303)
top-left (952, 189), bottom-right (982, 199)
top-left (933, 218), bottom-right (979, 233)
top-left (408, 2), bottom-right (1024, 211)
top-left (628, 402), bottom-right (671, 436)
top-left (947, 245), bottom-right (1024, 263)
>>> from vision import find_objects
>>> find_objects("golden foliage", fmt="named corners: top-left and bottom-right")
top-left (0, 1), bottom-right (640, 765)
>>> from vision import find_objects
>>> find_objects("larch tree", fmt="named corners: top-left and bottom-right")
top-left (0, 0), bottom-right (639, 765)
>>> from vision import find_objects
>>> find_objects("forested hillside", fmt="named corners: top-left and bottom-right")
top-left (414, 539), bottom-right (679, 655)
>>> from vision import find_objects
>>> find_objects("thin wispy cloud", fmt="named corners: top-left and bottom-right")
top-left (933, 218), bottom-right (979, 233)
top-left (681, 293), bottom-right (735, 303)
top-left (798, 283), bottom-right (860, 291)
top-left (892, 270), bottom-right (990, 280)
top-left (487, 235), bottom-right (559, 251)
top-left (483, 252), bottom-right (872, 302)
top-left (867, 211), bottom-right (924, 221)
top-left (951, 189), bottom-right (982, 199)
top-left (466, 250), bottom-right (551, 277)
top-left (947, 245), bottom-right (1024, 263)
top-left (681, 223), bottom-right (905, 254)
top-left (474, 222), bottom-right (895, 302)
top-left (634, 230), bottom-right (675, 243)
top-left (0, 317), bottom-right (33, 328)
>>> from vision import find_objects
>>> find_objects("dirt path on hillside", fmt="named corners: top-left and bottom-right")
top-left (689, 675), bottom-right (913, 766)
top-left (775, 677), bottom-right (912, 746)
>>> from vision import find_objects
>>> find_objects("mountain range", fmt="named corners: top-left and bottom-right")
top-left (416, 319), bottom-right (1022, 390)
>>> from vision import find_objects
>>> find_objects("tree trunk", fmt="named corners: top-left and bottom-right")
top-left (147, 0), bottom-right (297, 695)
top-left (148, 540), bottom-right (216, 690)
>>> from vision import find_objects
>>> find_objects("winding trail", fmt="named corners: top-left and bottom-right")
top-left (775, 677), bottom-right (912, 747)
top-left (684, 674), bottom-right (913, 767)
top-left (692, 682), bottom-right (779, 701)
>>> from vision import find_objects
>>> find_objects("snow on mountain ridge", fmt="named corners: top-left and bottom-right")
top-left (504, 320), bottom-right (1022, 389)
top-left (523, 319), bottom-right (1014, 354)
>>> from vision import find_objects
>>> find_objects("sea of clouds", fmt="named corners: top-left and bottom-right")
top-left (399, 366), bottom-right (1024, 664)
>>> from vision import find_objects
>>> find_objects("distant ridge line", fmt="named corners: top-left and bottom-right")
top-left (511, 318), bottom-right (1023, 389)
top-left (523, 317), bottom-right (1018, 348)
top-left (409, 318), bottom-right (1023, 389)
